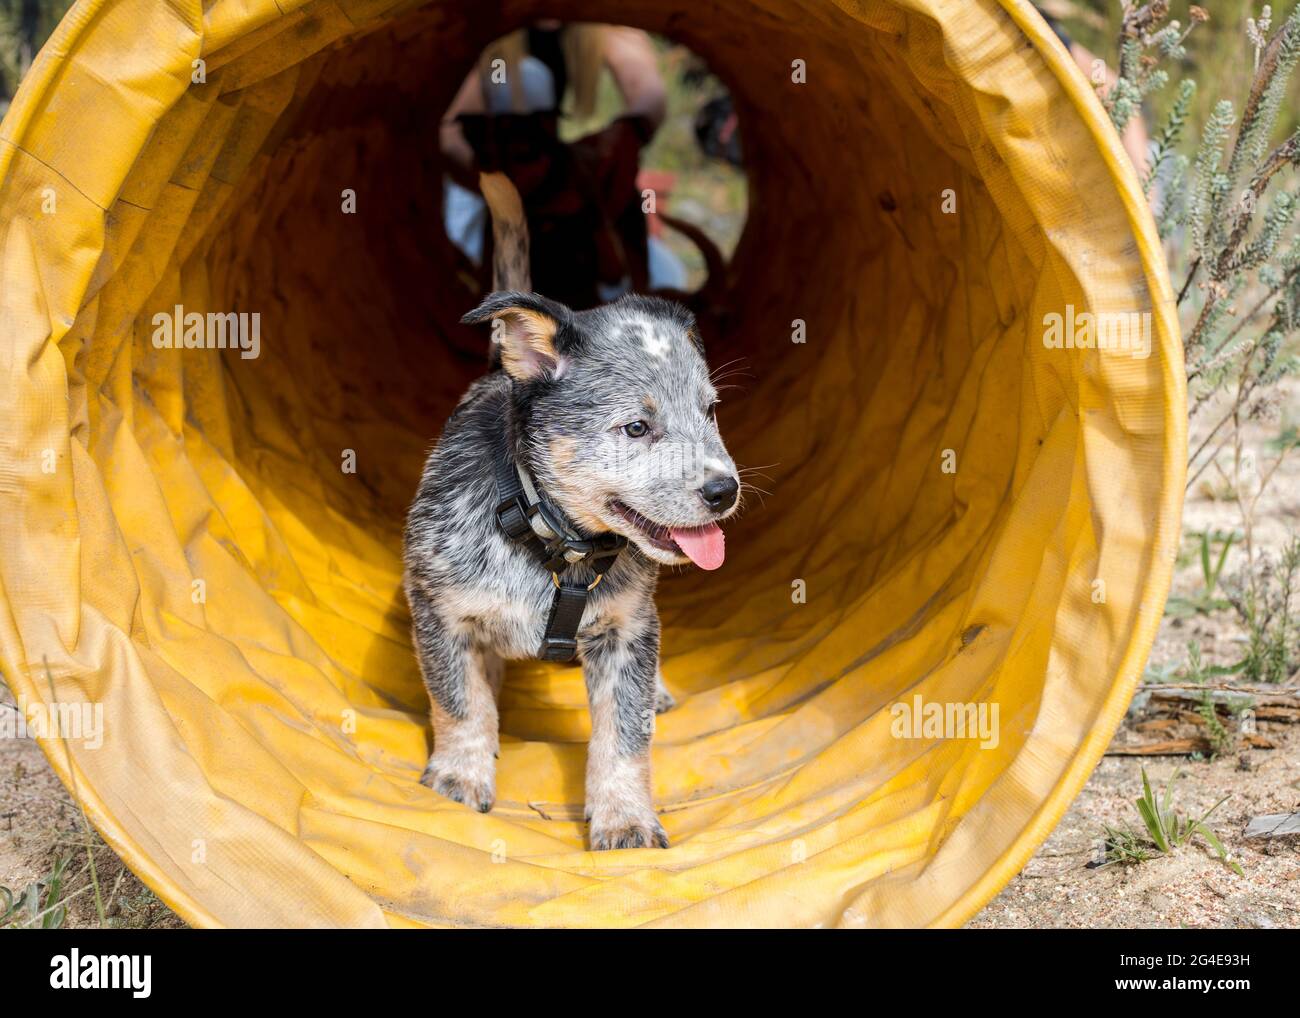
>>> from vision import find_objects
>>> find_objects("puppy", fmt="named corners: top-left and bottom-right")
top-left (403, 175), bottom-right (739, 850)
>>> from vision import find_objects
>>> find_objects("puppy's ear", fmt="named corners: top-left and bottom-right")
top-left (462, 291), bottom-right (574, 382)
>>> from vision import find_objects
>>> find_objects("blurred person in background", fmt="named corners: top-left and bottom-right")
top-left (440, 22), bottom-right (689, 303)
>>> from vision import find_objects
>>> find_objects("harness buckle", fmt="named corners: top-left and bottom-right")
top-left (539, 635), bottom-right (580, 662)
top-left (541, 529), bottom-right (626, 576)
top-left (587, 532), bottom-right (627, 559)
top-left (493, 494), bottom-right (534, 541)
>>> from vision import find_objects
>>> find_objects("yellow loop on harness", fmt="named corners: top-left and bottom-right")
top-left (552, 571), bottom-right (604, 592)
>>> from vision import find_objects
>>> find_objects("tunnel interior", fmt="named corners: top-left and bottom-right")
top-left (198, 2), bottom-right (1031, 727)
top-left (4, 0), bottom-right (1181, 927)
top-left (203, 0), bottom-right (1027, 681)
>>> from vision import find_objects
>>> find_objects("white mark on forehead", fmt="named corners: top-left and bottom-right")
top-left (642, 321), bottom-right (672, 359)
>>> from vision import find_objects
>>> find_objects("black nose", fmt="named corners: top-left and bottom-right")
top-left (698, 475), bottom-right (739, 513)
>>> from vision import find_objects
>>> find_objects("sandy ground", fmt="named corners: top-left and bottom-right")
top-left (967, 729), bottom-right (1300, 929)
top-left (3, 378), bottom-right (1297, 929)
top-left (0, 727), bottom-right (184, 928)
top-left (971, 377), bottom-right (1300, 929)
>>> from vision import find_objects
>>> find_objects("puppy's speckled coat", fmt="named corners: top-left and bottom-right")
top-left (403, 178), bottom-right (739, 850)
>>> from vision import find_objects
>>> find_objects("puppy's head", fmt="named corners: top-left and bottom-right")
top-left (463, 291), bottom-right (740, 569)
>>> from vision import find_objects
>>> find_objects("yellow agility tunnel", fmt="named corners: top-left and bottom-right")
top-left (0, 0), bottom-right (1185, 927)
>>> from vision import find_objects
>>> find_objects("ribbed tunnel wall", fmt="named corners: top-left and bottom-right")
top-left (0, 0), bottom-right (1184, 927)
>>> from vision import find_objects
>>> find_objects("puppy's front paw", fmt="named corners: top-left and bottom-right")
top-left (421, 756), bottom-right (495, 814)
top-left (589, 810), bottom-right (669, 851)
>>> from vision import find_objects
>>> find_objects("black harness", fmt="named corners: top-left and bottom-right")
top-left (493, 435), bottom-right (626, 662)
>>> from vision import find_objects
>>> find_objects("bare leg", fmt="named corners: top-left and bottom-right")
top-left (581, 617), bottom-right (668, 850)
top-left (411, 603), bottom-right (498, 813)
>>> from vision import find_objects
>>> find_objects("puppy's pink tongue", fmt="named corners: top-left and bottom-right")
top-left (670, 523), bottom-right (725, 570)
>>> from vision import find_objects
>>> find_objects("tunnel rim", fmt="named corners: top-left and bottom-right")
top-left (0, 0), bottom-right (1187, 929)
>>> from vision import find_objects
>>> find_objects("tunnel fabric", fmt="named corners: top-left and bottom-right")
top-left (0, 0), bottom-right (1184, 927)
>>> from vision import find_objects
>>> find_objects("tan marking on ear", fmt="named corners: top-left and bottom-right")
top-left (495, 308), bottom-right (558, 380)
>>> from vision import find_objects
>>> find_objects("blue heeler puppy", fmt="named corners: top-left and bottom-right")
top-left (403, 174), bottom-right (740, 850)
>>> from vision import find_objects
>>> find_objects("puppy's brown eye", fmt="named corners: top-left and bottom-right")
top-left (622, 420), bottom-right (650, 439)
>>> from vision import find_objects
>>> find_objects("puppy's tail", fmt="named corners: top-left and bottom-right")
top-left (479, 171), bottom-right (530, 292)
